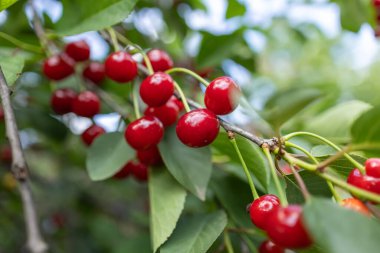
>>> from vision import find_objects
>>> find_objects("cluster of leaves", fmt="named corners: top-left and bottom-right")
top-left (0, 0), bottom-right (380, 253)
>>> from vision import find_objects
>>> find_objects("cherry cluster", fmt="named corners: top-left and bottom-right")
top-left (347, 158), bottom-right (380, 196)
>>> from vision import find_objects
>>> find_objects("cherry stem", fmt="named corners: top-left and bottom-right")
top-left (290, 164), bottom-right (311, 201)
top-left (165, 67), bottom-right (209, 87)
top-left (283, 131), bottom-right (365, 174)
top-left (107, 28), bottom-right (120, 51)
top-left (223, 231), bottom-right (234, 253)
top-left (132, 82), bottom-right (141, 119)
top-left (262, 146), bottom-right (288, 206)
top-left (173, 81), bottom-right (191, 112)
top-left (228, 132), bottom-right (259, 199)
top-left (0, 32), bottom-right (43, 54)
top-left (285, 141), bottom-right (342, 202)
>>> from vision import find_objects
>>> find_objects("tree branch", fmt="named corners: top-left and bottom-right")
top-left (0, 68), bottom-right (47, 252)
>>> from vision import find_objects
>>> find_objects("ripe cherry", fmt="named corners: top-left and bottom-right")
top-left (137, 146), bottom-right (162, 166)
top-left (144, 99), bottom-right (179, 127)
top-left (266, 205), bottom-right (312, 249)
top-left (347, 168), bottom-right (364, 188)
top-left (82, 62), bottom-right (105, 84)
top-left (43, 54), bottom-right (75, 81)
top-left (72, 91), bottom-right (100, 118)
top-left (131, 161), bottom-right (149, 181)
top-left (365, 158), bottom-right (380, 178)
top-left (169, 96), bottom-right (184, 111)
top-left (204, 76), bottom-right (240, 115)
top-left (125, 116), bottom-right (164, 150)
top-left (81, 125), bottom-right (105, 146)
top-left (258, 240), bottom-right (285, 253)
top-left (341, 198), bottom-right (371, 216)
top-left (140, 72), bottom-right (174, 107)
top-left (145, 49), bottom-right (173, 72)
top-left (105, 51), bottom-right (138, 83)
top-left (249, 194), bottom-right (280, 230)
top-left (176, 109), bottom-right (220, 148)
top-left (114, 161), bottom-right (134, 179)
top-left (50, 88), bottom-right (77, 115)
top-left (347, 168), bottom-right (380, 196)
top-left (373, 0), bottom-right (380, 7)
top-left (65, 40), bottom-right (90, 62)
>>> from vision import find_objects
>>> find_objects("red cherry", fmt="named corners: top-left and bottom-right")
top-left (65, 40), bottom-right (90, 62)
top-left (266, 205), bottom-right (312, 249)
top-left (72, 91), bottom-right (100, 118)
top-left (169, 96), bottom-right (184, 111)
top-left (50, 88), bottom-right (77, 115)
top-left (105, 51), bottom-right (138, 83)
top-left (113, 161), bottom-right (134, 179)
top-left (137, 146), bottom-right (162, 166)
top-left (145, 49), bottom-right (173, 72)
top-left (347, 168), bottom-right (365, 188)
top-left (204, 76), bottom-right (240, 115)
top-left (340, 198), bottom-right (371, 216)
top-left (249, 194), bottom-right (280, 230)
top-left (140, 72), bottom-right (174, 107)
top-left (144, 100), bottom-right (179, 127)
top-left (82, 62), bottom-right (105, 84)
top-left (0, 145), bottom-right (12, 164)
top-left (365, 158), bottom-right (380, 178)
top-left (81, 125), bottom-right (105, 146)
top-left (125, 116), bottom-right (164, 150)
top-left (176, 109), bottom-right (220, 148)
top-left (373, 0), bottom-right (380, 7)
top-left (131, 161), bottom-right (149, 181)
top-left (347, 168), bottom-right (380, 200)
top-left (43, 54), bottom-right (75, 81)
top-left (258, 240), bottom-right (285, 253)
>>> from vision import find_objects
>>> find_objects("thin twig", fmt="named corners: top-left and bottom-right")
top-left (0, 68), bottom-right (47, 253)
top-left (291, 165), bottom-right (311, 200)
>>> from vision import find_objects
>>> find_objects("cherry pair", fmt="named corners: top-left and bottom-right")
top-left (249, 194), bottom-right (312, 249)
top-left (347, 158), bottom-right (380, 199)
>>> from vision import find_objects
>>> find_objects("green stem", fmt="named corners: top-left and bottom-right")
top-left (132, 82), bottom-right (141, 119)
top-left (224, 231), bottom-right (234, 253)
top-left (107, 28), bottom-right (119, 51)
top-left (166, 67), bottom-right (209, 87)
top-left (283, 131), bottom-right (364, 173)
top-left (173, 81), bottom-right (191, 112)
top-left (281, 152), bottom-right (317, 171)
top-left (285, 141), bottom-right (342, 202)
top-left (229, 135), bottom-right (259, 199)
top-left (0, 32), bottom-right (42, 53)
top-left (263, 147), bottom-right (288, 206)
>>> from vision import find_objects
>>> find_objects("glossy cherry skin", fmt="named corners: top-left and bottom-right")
top-left (140, 72), bottom-right (174, 107)
top-left (131, 161), bottom-right (149, 182)
top-left (176, 109), bottom-right (220, 148)
top-left (43, 54), bottom-right (75, 81)
top-left (105, 51), bottom-right (138, 83)
top-left (347, 168), bottom-right (380, 196)
top-left (72, 91), bottom-right (100, 118)
top-left (145, 49), bottom-right (173, 72)
top-left (266, 205), bottom-right (313, 249)
top-left (258, 240), bottom-right (285, 253)
top-left (113, 161), bottom-right (134, 179)
top-left (365, 158), bottom-right (380, 178)
top-left (125, 116), bottom-right (164, 150)
top-left (137, 146), bottom-right (162, 166)
top-left (81, 125), bottom-right (105, 146)
top-left (144, 99), bottom-right (179, 127)
top-left (347, 168), bottom-right (364, 188)
top-left (82, 62), bottom-right (105, 84)
top-left (169, 96), bottom-right (184, 111)
top-left (204, 76), bottom-right (241, 115)
top-left (50, 88), bottom-right (77, 115)
top-left (249, 194), bottom-right (280, 230)
top-left (341, 198), bottom-right (371, 216)
top-left (65, 40), bottom-right (90, 62)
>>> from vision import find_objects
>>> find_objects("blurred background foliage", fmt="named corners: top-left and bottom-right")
top-left (0, 0), bottom-right (379, 252)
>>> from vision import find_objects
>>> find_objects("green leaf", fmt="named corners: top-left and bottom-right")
top-left (158, 127), bottom-right (212, 200)
top-left (212, 132), bottom-right (269, 189)
top-left (196, 31), bottom-right (243, 68)
top-left (226, 0), bottom-right (245, 19)
top-left (305, 100), bottom-right (371, 143)
top-left (351, 106), bottom-right (380, 155)
top-left (56, 0), bottom-right (138, 35)
top-left (304, 198), bottom-right (380, 253)
top-left (0, 55), bottom-right (24, 85)
top-left (149, 169), bottom-right (187, 252)
top-left (263, 88), bottom-right (322, 129)
top-left (0, 0), bottom-right (18, 11)
top-left (160, 211), bottom-right (227, 253)
top-left (86, 132), bottom-right (134, 181)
